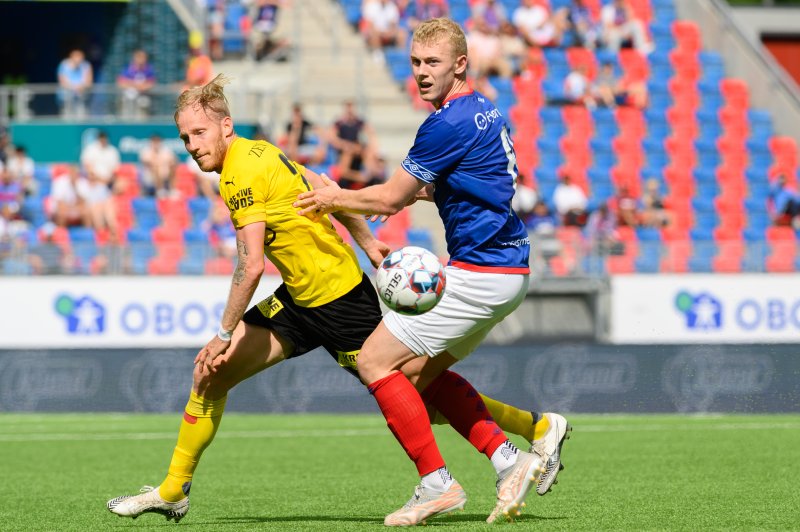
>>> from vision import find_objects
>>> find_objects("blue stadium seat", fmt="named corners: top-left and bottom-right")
top-left (406, 228), bottom-right (434, 251)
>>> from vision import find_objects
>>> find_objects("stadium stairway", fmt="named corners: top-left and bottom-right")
top-left (211, 0), bottom-right (447, 256)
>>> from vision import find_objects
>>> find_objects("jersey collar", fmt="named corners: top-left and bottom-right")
top-left (442, 90), bottom-right (474, 106)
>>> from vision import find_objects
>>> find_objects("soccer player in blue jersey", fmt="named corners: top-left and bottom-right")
top-left (295, 17), bottom-right (570, 526)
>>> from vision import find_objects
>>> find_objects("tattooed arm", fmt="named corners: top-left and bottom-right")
top-left (195, 221), bottom-right (266, 373)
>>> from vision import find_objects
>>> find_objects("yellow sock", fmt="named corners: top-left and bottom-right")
top-left (479, 394), bottom-right (549, 442)
top-left (159, 391), bottom-right (226, 502)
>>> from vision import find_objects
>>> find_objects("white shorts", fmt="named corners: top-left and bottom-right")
top-left (383, 266), bottom-right (530, 360)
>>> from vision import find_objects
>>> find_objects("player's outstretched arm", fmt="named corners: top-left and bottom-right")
top-left (195, 221), bottom-right (266, 373)
top-left (294, 167), bottom-right (422, 218)
top-left (303, 168), bottom-right (391, 268)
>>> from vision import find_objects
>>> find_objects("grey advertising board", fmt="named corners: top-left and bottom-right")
top-left (0, 344), bottom-right (797, 413)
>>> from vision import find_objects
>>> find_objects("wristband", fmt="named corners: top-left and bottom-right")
top-left (217, 327), bottom-right (233, 342)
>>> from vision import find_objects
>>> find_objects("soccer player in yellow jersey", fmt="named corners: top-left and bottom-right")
top-left (107, 74), bottom-right (565, 524)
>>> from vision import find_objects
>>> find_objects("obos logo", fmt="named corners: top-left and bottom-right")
top-left (675, 291), bottom-right (722, 330)
top-left (662, 346), bottom-right (773, 412)
top-left (54, 294), bottom-right (105, 335)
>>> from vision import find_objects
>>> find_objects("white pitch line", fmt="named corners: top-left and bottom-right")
top-left (0, 422), bottom-right (798, 443)
top-left (0, 427), bottom-right (392, 442)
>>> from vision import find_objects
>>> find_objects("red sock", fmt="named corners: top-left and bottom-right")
top-left (421, 370), bottom-right (508, 459)
top-left (368, 371), bottom-right (445, 476)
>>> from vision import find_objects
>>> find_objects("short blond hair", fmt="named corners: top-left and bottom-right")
top-left (412, 18), bottom-right (468, 59)
top-left (174, 74), bottom-right (232, 121)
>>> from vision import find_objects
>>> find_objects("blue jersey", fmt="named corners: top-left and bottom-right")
top-left (402, 91), bottom-right (530, 273)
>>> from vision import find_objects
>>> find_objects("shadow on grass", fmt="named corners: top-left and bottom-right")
top-left (199, 512), bottom-right (568, 526)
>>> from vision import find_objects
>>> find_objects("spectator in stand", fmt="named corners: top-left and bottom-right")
top-left (553, 172), bottom-right (588, 226)
top-left (564, 63), bottom-right (595, 107)
top-left (471, 0), bottom-right (508, 35)
top-left (768, 173), bottom-right (800, 226)
top-left (560, 0), bottom-right (600, 49)
top-left (186, 154), bottom-right (219, 199)
top-left (251, 0), bottom-right (290, 62)
top-left (511, 178), bottom-right (538, 224)
top-left (499, 20), bottom-right (526, 70)
top-left (28, 222), bottom-right (75, 275)
top-left (184, 31), bottom-right (214, 91)
top-left (362, 0), bottom-right (406, 63)
top-left (640, 178), bottom-right (671, 227)
top-left (406, 0), bottom-right (448, 33)
top-left (591, 62), bottom-right (648, 109)
top-left (0, 202), bottom-right (30, 263)
top-left (339, 152), bottom-right (389, 191)
top-left (600, 0), bottom-right (652, 55)
top-left (117, 49), bottom-right (156, 119)
top-left (139, 133), bottom-right (177, 198)
top-left (472, 72), bottom-right (499, 102)
top-left (6, 146), bottom-right (36, 198)
top-left (326, 100), bottom-right (378, 187)
top-left (49, 165), bottom-right (91, 228)
top-left (0, 126), bottom-right (10, 166)
top-left (206, 0), bottom-right (225, 60)
top-left (512, 0), bottom-right (564, 48)
top-left (527, 200), bottom-right (558, 234)
top-left (0, 163), bottom-right (23, 218)
top-left (57, 48), bottom-right (93, 119)
top-left (585, 202), bottom-right (623, 255)
top-left (202, 198), bottom-right (237, 259)
top-left (527, 200), bottom-right (561, 266)
top-left (83, 168), bottom-right (119, 240)
top-left (284, 103), bottom-right (321, 165)
top-left (611, 184), bottom-right (641, 226)
top-left (467, 16), bottom-right (513, 78)
top-left (80, 131), bottom-right (120, 191)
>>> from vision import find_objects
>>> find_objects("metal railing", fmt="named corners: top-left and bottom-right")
top-left (0, 83), bottom-right (279, 124)
top-left (0, 237), bottom-right (780, 276)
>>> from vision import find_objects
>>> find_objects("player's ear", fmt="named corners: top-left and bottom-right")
top-left (221, 116), bottom-right (234, 138)
top-left (454, 54), bottom-right (468, 77)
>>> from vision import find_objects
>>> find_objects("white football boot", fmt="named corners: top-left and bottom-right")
top-left (486, 451), bottom-right (547, 524)
top-left (384, 481), bottom-right (467, 526)
top-left (107, 485), bottom-right (189, 522)
top-left (529, 412), bottom-right (572, 496)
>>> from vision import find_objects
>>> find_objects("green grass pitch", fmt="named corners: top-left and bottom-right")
top-left (1, 413), bottom-right (798, 530)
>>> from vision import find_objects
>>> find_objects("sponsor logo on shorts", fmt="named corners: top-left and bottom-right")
top-left (257, 295), bottom-right (284, 318)
top-left (335, 350), bottom-right (359, 370)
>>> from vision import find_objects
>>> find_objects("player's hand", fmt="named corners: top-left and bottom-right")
top-left (194, 336), bottom-right (231, 374)
top-left (414, 184), bottom-right (435, 203)
top-left (366, 214), bottom-right (390, 223)
top-left (294, 173), bottom-right (341, 221)
top-left (366, 239), bottom-right (391, 268)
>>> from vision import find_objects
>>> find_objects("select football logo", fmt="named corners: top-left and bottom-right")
top-left (54, 294), bottom-right (106, 335)
top-left (675, 291), bottom-right (722, 330)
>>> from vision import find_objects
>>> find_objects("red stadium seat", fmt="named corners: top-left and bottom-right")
top-left (672, 20), bottom-right (702, 52)
top-left (606, 254), bottom-right (636, 274)
top-left (661, 240), bottom-right (690, 273)
top-left (720, 78), bottom-right (749, 109)
top-left (712, 240), bottom-right (744, 273)
top-left (205, 257), bottom-right (235, 275)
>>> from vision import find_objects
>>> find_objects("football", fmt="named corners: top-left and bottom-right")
top-left (376, 246), bottom-right (446, 315)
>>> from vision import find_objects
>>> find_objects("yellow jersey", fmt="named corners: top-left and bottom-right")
top-left (219, 137), bottom-right (363, 307)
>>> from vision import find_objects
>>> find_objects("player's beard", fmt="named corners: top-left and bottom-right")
top-left (197, 134), bottom-right (228, 172)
